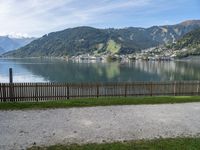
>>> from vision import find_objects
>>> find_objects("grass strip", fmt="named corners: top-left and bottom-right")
top-left (28, 137), bottom-right (200, 150)
top-left (0, 96), bottom-right (200, 110)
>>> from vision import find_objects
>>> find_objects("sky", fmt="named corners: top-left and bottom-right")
top-left (0, 0), bottom-right (200, 37)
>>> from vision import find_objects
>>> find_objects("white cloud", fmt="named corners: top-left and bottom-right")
top-left (0, 0), bottom-right (151, 37)
top-left (7, 32), bottom-right (29, 38)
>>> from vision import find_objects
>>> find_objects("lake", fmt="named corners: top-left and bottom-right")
top-left (0, 58), bottom-right (200, 83)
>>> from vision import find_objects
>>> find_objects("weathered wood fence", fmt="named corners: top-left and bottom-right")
top-left (0, 81), bottom-right (200, 102)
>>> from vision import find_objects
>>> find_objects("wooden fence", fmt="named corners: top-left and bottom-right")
top-left (0, 81), bottom-right (200, 102)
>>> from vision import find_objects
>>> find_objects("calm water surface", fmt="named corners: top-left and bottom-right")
top-left (0, 58), bottom-right (200, 83)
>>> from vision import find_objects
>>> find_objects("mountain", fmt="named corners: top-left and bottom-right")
top-left (0, 46), bottom-right (4, 54)
top-left (0, 36), bottom-right (36, 53)
top-left (178, 20), bottom-right (200, 26)
top-left (4, 20), bottom-right (200, 57)
top-left (147, 20), bottom-right (200, 44)
top-left (170, 28), bottom-right (200, 58)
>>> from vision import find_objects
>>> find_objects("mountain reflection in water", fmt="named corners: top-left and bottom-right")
top-left (0, 58), bottom-right (200, 83)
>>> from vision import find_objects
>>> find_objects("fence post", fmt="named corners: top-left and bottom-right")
top-left (9, 68), bottom-right (13, 84)
top-left (9, 84), bottom-right (14, 102)
top-left (0, 83), bottom-right (2, 102)
top-left (196, 81), bottom-right (200, 96)
top-left (150, 82), bottom-right (153, 96)
top-left (2, 84), bottom-right (6, 102)
top-left (174, 81), bottom-right (176, 96)
top-left (35, 83), bottom-right (38, 102)
top-left (124, 83), bottom-right (127, 97)
top-left (199, 81), bottom-right (200, 96)
top-left (0, 83), bottom-right (1, 102)
top-left (8, 68), bottom-right (15, 102)
top-left (67, 84), bottom-right (70, 99)
top-left (96, 84), bottom-right (99, 98)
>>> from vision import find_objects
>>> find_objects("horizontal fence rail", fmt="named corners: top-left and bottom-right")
top-left (0, 81), bottom-right (200, 102)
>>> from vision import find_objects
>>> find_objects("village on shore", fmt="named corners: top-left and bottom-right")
top-left (67, 47), bottom-right (178, 63)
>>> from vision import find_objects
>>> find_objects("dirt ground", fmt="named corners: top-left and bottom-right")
top-left (1, 103), bottom-right (200, 150)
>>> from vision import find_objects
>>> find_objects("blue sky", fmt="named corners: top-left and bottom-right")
top-left (0, 0), bottom-right (199, 37)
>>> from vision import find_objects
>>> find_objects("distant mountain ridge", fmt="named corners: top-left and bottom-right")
top-left (178, 20), bottom-right (200, 26)
top-left (4, 20), bottom-right (200, 57)
top-left (0, 36), bottom-right (36, 54)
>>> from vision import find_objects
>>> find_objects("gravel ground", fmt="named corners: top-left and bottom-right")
top-left (1, 103), bottom-right (200, 150)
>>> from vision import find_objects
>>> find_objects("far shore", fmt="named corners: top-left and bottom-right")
top-left (1, 55), bottom-right (199, 62)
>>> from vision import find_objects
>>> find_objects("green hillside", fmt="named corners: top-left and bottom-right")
top-left (4, 27), bottom-right (158, 57)
top-left (172, 28), bottom-right (200, 57)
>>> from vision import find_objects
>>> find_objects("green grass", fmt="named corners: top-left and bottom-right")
top-left (0, 96), bottom-right (200, 110)
top-left (28, 138), bottom-right (200, 150)
top-left (106, 39), bottom-right (121, 54)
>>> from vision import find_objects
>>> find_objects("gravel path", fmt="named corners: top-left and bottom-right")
top-left (1, 103), bottom-right (200, 150)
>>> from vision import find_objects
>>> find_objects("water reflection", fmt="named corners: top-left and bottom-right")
top-left (133, 60), bottom-right (200, 81)
top-left (0, 59), bottom-right (49, 83)
top-left (0, 58), bottom-right (200, 83)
